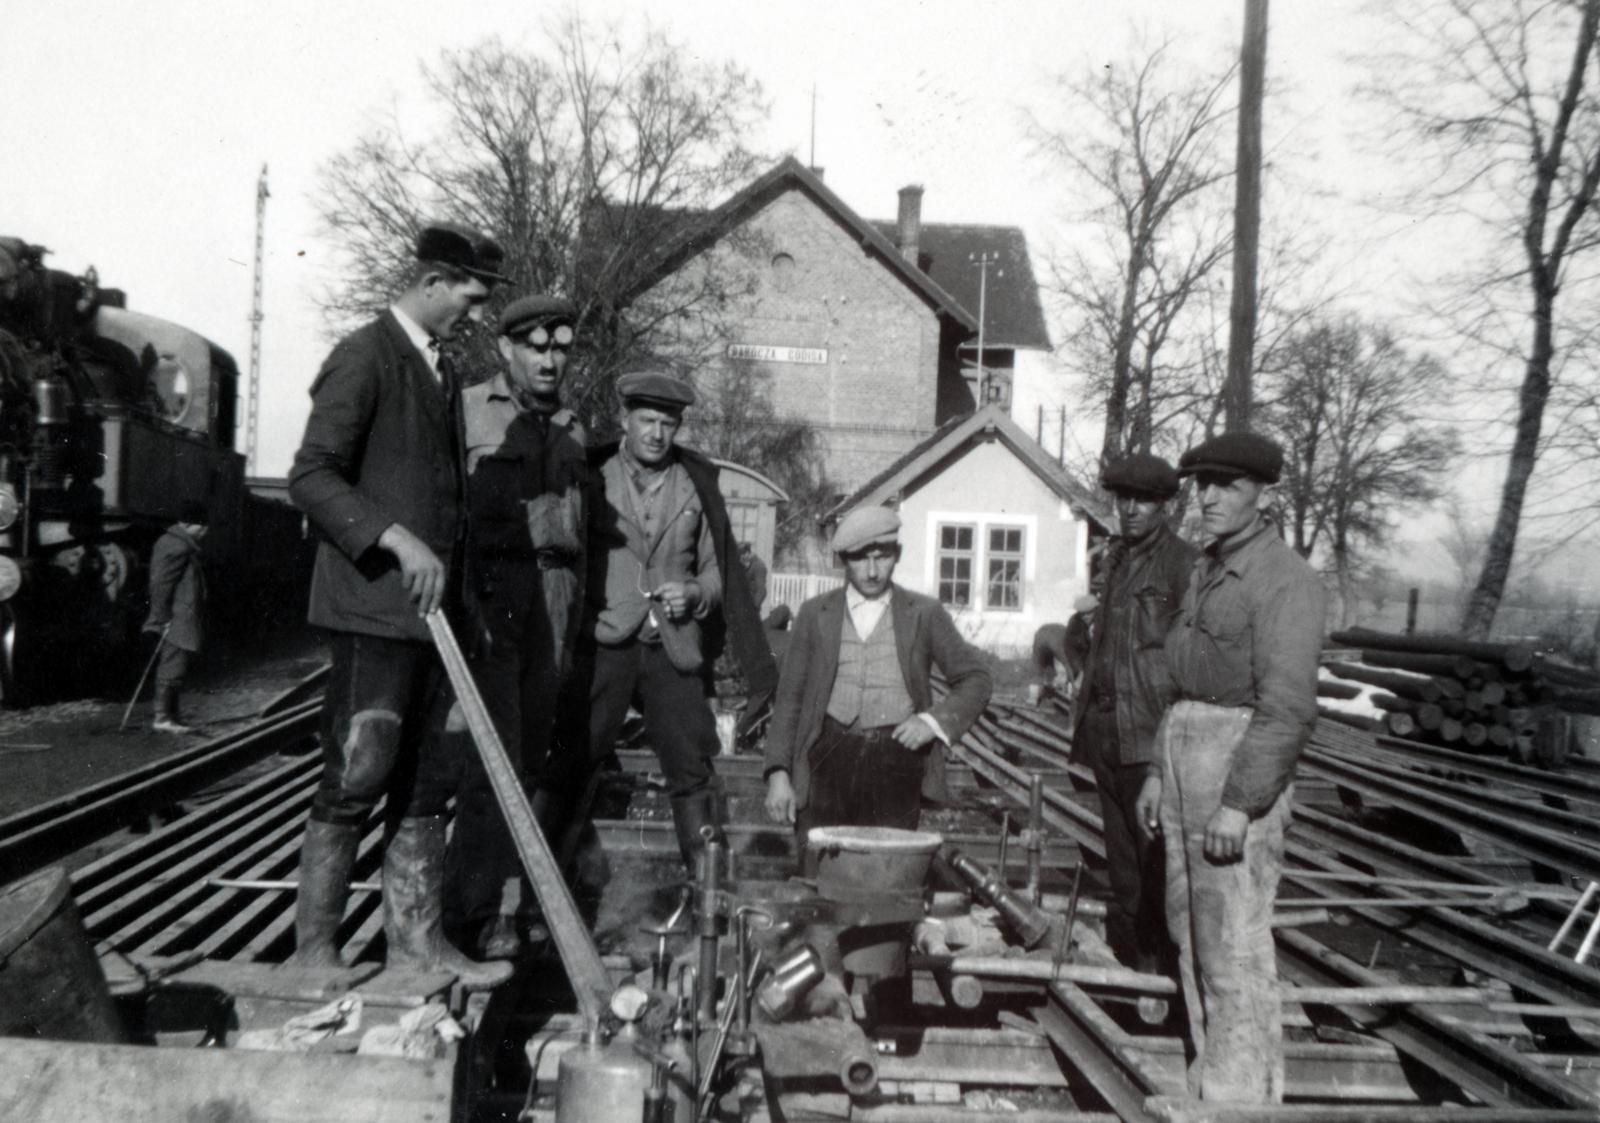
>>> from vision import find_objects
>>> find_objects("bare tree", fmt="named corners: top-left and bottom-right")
top-left (1265, 315), bottom-right (1458, 624)
top-left (312, 18), bottom-right (770, 426)
top-left (1367, 0), bottom-right (1600, 638)
top-left (1029, 39), bottom-right (1237, 465)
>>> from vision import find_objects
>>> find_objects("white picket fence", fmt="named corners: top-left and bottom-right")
top-left (767, 571), bottom-right (843, 613)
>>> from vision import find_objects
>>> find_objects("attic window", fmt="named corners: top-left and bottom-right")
top-left (771, 252), bottom-right (796, 290)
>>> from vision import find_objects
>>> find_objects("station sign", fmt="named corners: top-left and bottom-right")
top-left (727, 343), bottom-right (828, 365)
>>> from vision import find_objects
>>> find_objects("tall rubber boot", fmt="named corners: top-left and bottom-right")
top-left (383, 816), bottom-right (514, 990)
top-left (670, 788), bottom-right (726, 873)
top-left (292, 820), bottom-right (360, 967)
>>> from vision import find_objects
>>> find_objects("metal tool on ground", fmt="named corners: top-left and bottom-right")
top-left (425, 608), bottom-right (612, 1034)
top-left (119, 625), bottom-right (168, 733)
top-left (941, 848), bottom-right (1052, 948)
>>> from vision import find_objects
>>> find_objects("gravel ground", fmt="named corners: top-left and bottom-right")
top-left (0, 625), bottom-right (327, 819)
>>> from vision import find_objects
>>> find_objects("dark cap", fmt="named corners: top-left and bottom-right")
top-left (617, 371), bottom-right (696, 412)
top-left (1177, 432), bottom-right (1284, 484)
top-left (1100, 452), bottom-right (1180, 500)
top-left (500, 294), bottom-right (575, 338)
top-left (415, 221), bottom-right (509, 284)
top-left (178, 499), bottom-right (209, 526)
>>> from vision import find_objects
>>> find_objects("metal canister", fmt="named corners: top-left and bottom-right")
top-left (555, 1026), bottom-right (652, 1123)
top-left (754, 943), bottom-right (824, 1022)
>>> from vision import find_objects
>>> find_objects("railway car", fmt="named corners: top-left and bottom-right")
top-left (0, 234), bottom-right (306, 703)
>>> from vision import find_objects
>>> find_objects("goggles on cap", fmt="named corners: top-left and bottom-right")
top-left (514, 322), bottom-right (575, 353)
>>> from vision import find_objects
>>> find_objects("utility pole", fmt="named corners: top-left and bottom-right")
top-left (969, 250), bottom-right (1000, 406)
top-left (1224, 0), bottom-right (1268, 432)
top-left (246, 164), bottom-right (269, 476)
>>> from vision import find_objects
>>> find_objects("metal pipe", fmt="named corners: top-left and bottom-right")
top-left (694, 829), bottom-right (724, 1025)
top-left (909, 953), bottom-right (1176, 993)
top-left (942, 849), bottom-right (1051, 948)
top-left (1025, 773), bottom-right (1044, 906)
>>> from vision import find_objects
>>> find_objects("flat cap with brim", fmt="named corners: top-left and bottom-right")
top-left (617, 371), bottom-right (696, 411)
top-left (415, 221), bottom-right (509, 284)
top-left (1101, 452), bottom-right (1180, 500)
top-left (500, 294), bottom-right (575, 338)
top-left (1177, 431), bottom-right (1284, 484)
top-left (832, 506), bottom-right (901, 555)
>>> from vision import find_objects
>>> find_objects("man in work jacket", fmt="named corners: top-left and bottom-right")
top-left (762, 506), bottom-right (992, 834)
top-left (1072, 453), bottom-right (1197, 985)
top-left (1134, 431), bottom-right (1326, 1104)
top-left (571, 372), bottom-right (776, 870)
top-left (143, 500), bottom-right (210, 733)
top-left (444, 295), bottom-right (588, 960)
top-left (287, 221), bottom-right (512, 989)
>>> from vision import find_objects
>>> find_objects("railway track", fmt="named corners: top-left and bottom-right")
top-left (6, 687), bottom-right (1600, 1120)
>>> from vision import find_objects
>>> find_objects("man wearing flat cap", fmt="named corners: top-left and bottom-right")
top-left (570, 372), bottom-right (776, 871)
top-left (288, 219), bottom-right (512, 988)
top-left (442, 295), bottom-right (588, 959)
top-left (1072, 452), bottom-right (1198, 998)
top-left (763, 506), bottom-right (992, 834)
top-left (142, 500), bottom-right (211, 734)
top-left (1132, 431), bottom-right (1326, 1103)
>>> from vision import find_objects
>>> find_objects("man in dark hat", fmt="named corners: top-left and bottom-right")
top-left (287, 219), bottom-right (512, 988)
top-left (1133, 431), bottom-right (1325, 1103)
top-left (444, 295), bottom-right (588, 959)
top-left (763, 506), bottom-right (991, 834)
top-left (143, 500), bottom-right (210, 733)
top-left (1072, 452), bottom-right (1197, 997)
top-left (570, 372), bottom-right (776, 872)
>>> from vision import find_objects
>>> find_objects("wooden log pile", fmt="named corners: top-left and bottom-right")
top-left (1326, 627), bottom-right (1600, 766)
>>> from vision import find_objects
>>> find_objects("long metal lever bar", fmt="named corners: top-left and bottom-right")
top-left (427, 609), bottom-right (613, 1032)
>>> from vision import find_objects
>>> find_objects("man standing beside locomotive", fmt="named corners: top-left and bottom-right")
top-left (762, 507), bottom-right (992, 834)
top-left (571, 372), bottom-right (774, 872)
top-left (287, 221), bottom-right (512, 988)
top-left (1133, 432), bottom-right (1325, 1104)
top-left (445, 295), bottom-right (588, 960)
top-left (1072, 453), bottom-right (1196, 987)
top-left (143, 500), bottom-right (210, 734)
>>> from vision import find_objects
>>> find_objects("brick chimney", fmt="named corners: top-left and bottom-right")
top-left (896, 185), bottom-right (923, 265)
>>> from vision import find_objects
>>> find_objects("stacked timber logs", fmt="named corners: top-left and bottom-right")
top-left (1326, 627), bottom-right (1600, 766)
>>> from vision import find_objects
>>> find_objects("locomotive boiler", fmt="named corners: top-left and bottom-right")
top-left (0, 234), bottom-right (296, 703)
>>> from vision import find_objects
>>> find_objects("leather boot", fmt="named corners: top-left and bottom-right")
top-left (151, 686), bottom-right (192, 734)
top-left (292, 820), bottom-right (360, 967)
top-left (670, 788), bottom-right (726, 873)
top-left (383, 816), bottom-right (514, 990)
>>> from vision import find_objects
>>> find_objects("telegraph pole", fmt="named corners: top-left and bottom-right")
top-left (1224, 0), bottom-right (1268, 432)
top-left (969, 250), bottom-right (1000, 405)
top-left (246, 164), bottom-right (269, 476)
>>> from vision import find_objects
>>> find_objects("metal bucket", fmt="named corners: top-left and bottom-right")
top-left (806, 826), bottom-right (942, 899)
top-left (0, 866), bottom-right (126, 1042)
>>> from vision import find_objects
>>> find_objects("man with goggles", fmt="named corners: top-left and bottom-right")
top-left (445, 295), bottom-right (589, 960)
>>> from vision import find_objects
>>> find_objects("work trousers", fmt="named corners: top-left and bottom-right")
top-left (581, 638), bottom-right (720, 800)
top-left (154, 641), bottom-right (193, 694)
top-left (795, 717), bottom-right (925, 836)
top-left (1082, 706), bottom-right (1167, 973)
top-left (309, 631), bottom-right (456, 828)
top-left (446, 559), bottom-right (576, 928)
top-left (1158, 700), bottom-right (1290, 1104)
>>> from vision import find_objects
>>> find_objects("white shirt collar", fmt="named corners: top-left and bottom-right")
top-left (845, 583), bottom-right (892, 637)
top-left (390, 304), bottom-right (439, 379)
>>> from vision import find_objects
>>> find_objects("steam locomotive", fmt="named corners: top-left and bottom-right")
top-left (0, 235), bottom-right (306, 703)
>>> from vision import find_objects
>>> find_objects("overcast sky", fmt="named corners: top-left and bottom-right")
top-left (9, 0), bottom-right (1560, 585)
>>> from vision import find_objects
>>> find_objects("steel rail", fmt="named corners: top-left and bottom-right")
top-left (1308, 743), bottom-right (1599, 840)
top-left (1275, 929), bottom-right (1600, 1111)
top-left (1034, 982), bottom-right (1176, 1122)
top-left (1298, 751), bottom-right (1600, 884)
top-left (1324, 724), bottom-right (1600, 807)
top-left (0, 699), bottom-right (321, 884)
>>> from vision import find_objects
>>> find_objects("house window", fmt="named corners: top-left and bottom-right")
top-left (986, 525), bottom-right (1025, 610)
top-left (937, 524), bottom-right (975, 607)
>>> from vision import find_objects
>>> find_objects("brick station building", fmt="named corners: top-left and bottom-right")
top-left (631, 157), bottom-right (1053, 498)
